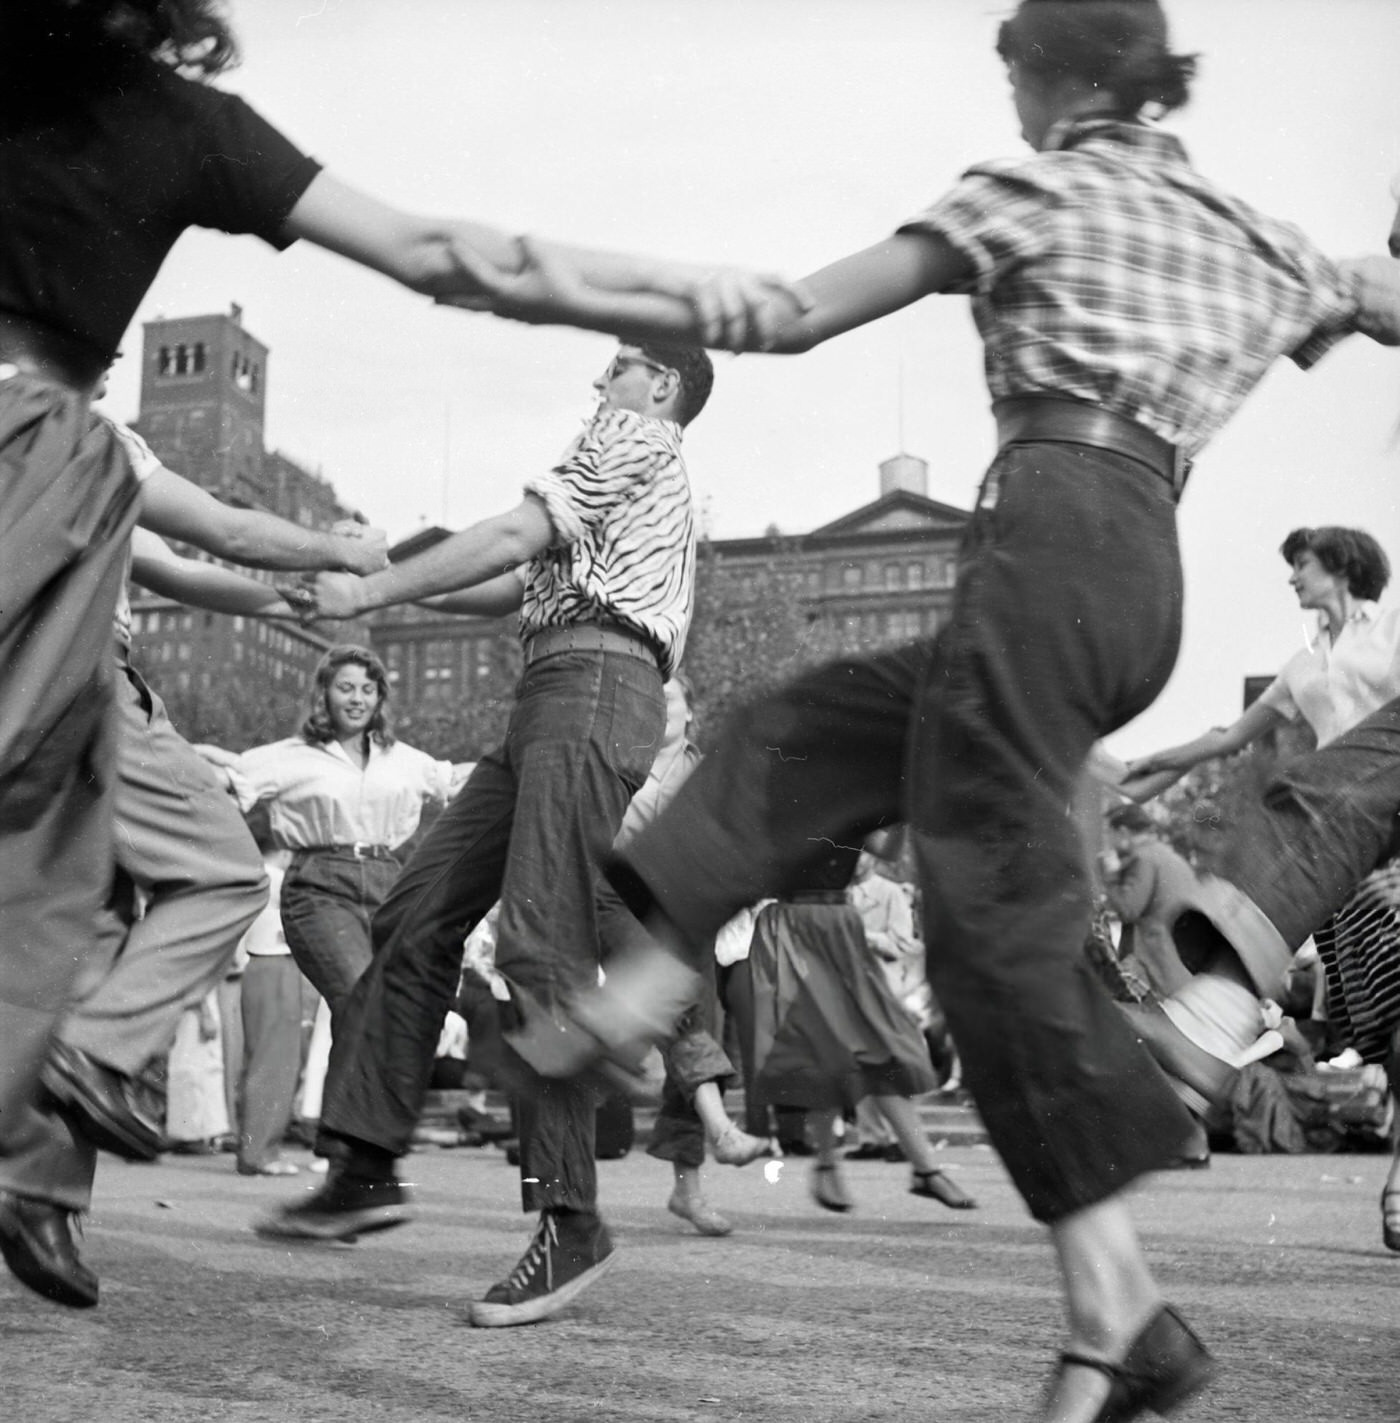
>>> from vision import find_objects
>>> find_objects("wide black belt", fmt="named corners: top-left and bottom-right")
top-left (523, 622), bottom-right (660, 669)
top-left (993, 395), bottom-right (1191, 500)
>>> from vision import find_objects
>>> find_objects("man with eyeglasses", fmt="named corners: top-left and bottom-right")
top-left (256, 342), bottom-right (713, 1329)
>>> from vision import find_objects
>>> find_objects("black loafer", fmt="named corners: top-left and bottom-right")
top-left (0, 1190), bottom-right (98, 1308)
top-left (40, 1040), bottom-right (163, 1162)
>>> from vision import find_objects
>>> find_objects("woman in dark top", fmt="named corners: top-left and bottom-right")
top-left (0, 0), bottom-right (782, 1312)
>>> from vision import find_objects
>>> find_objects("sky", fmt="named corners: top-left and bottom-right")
top-left (98, 0), bottom-right (1400, 756)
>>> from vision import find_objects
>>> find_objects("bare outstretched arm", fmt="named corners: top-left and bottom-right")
top-left (140, 465), bottom-right (388, 575)
top-left (129, 528), bottom-right (302, 618)
top-left (310, 498), bottom-right (551, 620)
top-left (282, 173), bottom-right (809, 349)
top-left (1119, 699), bottom-right (1285, 800)
top-left (432, 228), bottom-right (973, 353)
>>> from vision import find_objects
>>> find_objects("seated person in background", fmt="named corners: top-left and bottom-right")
top-left (1098, 804), bottom-right (1196, 1000)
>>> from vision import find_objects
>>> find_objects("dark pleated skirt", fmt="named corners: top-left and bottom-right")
top-left (746, 899), bottom-right (937, 1113)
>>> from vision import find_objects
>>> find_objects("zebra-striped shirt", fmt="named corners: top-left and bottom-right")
top-left (520, 406), bottom-right (694, 678)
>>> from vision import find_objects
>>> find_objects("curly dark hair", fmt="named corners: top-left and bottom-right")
top-left (996, 1), bottom-right (1197, 118)
top-left (3, 0), bottom-right (238, 90)
top-left (636, 342), bottom-right (715, 427)
top-left (301, 645), bottom-right (396, 750)
top-left (1280, 527), bottom-right (1391, 602)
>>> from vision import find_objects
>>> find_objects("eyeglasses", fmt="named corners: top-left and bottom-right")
top-left (605, 354), bottom-right (671, 382)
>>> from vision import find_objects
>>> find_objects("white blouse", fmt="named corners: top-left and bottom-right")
top-left (1259, 602), bottom-right (1400, 747)
top-left (229, 736), bottom-right (465, 851)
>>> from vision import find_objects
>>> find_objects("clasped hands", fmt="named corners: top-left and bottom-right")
top-left (276, 568), bottom-right (367, 625)
top-left (435, 235), bottom-right (812, 352)
top-left (275, 517), bottom-right (385, 623)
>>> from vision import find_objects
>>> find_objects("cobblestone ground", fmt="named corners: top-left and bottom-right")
top-left (4, 1142), bottom-right (1397, 1422)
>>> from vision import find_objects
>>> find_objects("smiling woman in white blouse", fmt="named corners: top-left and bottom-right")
top-left (1126, 526), bottom-right (1400, 1256)
top-left (201, 645), bottom-right (471, 1020)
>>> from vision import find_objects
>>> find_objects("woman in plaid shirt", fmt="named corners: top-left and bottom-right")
top-left (472, 3), bottom-right (1400, 1419)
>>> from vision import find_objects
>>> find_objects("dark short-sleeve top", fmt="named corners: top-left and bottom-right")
top-left (0, 56), bottom-right (321, 362)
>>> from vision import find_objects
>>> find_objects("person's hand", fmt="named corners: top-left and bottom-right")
top-left (436, 235), bottom-right (811, 351)
top-left (311, 570), bottom-right (367, 621)
top-left (331, 518), bottom-right (390, 574)
top-left (1340, 255), bottom-right (1400, 345)
top-left (674, 263), bottom-right (812, 352)
top-left (434, 234), bottom-right (580, 317)
top-left (1115, 766), bottom-right (1184, 802)
top-left (272, 578), bottom-right (319, 625)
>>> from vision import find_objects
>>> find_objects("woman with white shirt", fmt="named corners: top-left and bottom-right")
top-left (1128, 526), bottom-right (1400, 1253)
top-left (205, 645), bottom-right (469, 1020)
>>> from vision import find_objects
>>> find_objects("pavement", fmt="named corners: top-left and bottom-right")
top-left (5, 1139), bottom-right (1398, 1423)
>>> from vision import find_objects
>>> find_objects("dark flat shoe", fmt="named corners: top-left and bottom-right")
top-left (0, 1190), bottom-right (98, 1308)
top-left (40, 1040), bottom-right (162, 1162)
top-left (1052, 1304), bottom-right (1215, 1423)
top-left (810, 1163), bottom-right (853, 1213)
top-left (910, 1168), bottom-right (978, 1210)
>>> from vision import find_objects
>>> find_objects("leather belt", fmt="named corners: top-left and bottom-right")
top-left (523, 622), bottom-right (660, 669)
top-left (321, 842), bottom-right (396, 861)
top-left (993, 395), bottom-right (1191, 500)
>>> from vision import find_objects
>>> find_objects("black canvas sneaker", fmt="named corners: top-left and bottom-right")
top-left (468, 1209), bottom-right (615, 1327)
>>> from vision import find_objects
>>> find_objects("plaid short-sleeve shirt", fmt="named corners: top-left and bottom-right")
top-left (898, 119), bottom-right (1358, 458)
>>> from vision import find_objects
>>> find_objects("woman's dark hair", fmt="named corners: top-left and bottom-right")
top-left (1280, 527), bottom-right (1391, 602)
top-left (3, 0), bottom-right (238, 91)
top-left (301, 645), bottom-right (396, 749)
top-left (636, 342), bottom-right (715, 427)
top-left (996, 0), bottom-right (1197, 118)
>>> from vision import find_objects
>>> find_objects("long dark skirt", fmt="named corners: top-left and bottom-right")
top-left (746, 899), bottom-right (936, 1115)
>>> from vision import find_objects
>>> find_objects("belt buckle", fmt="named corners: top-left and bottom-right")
top-left (351, 841), bottom-right (371, 859)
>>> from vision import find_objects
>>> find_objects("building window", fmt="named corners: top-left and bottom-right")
top-left (158, 342), bottom-right (205, 378)
top-left (884, 562), bottom-right (902, 591)
top-left (231, 351), bottom-right (260, 393)
top-left (841, 564), bottom-right (862, 591)
top-left (907, 562), bottom-right (923, 590)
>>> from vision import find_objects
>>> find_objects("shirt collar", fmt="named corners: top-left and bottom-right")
top-left (1308, 598), bottom-right (1380, 651)
top-left (1042, 115), bottom-right (1189, 168)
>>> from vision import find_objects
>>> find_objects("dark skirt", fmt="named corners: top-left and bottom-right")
top-left (746, 898), bottom-right (937, 1113)
top-left (1314, 860), bottom-right (1400, 1065)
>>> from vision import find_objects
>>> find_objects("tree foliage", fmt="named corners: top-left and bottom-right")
top-left (682, 542), bottom-right (840, 750)
top-left (156, 668), bottom-right (305, 750)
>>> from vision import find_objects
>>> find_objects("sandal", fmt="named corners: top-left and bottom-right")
top-left (1048, 1305), bottom-right (1215, 1423)
top-left (1382, 1187), bottom-right (1400, 1254)
top-left (810, 1163), bottom-right (853, 1214)
top-left (910, 1168), bottom-right (977, 1211)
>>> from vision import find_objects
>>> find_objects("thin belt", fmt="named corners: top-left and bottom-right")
top-left (314, 842), bottom-right (397, 861)
top-left (993, 395), bottom-right (1191, 500)
top-left (522, 622), bottom-right (661, 670)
